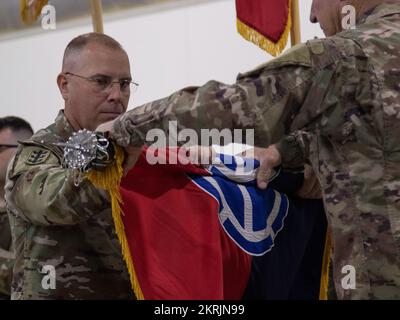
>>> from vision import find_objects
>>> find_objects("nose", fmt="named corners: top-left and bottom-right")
top-left (107, 82), bottom-right (123, 103)
top-left (310, 12), bottom-right (318, 23)
top-left (310, 2), bottom-right (318, 23)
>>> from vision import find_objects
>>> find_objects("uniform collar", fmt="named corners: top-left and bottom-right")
top-left (49, 110), bottom-right (77, 142)
top-left (358, 3), bottom-right (400, 25)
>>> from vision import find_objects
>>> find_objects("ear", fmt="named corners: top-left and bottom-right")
top-left (57, 73), bottom-right (69, 101)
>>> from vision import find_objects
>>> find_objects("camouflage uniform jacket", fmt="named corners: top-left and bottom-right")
top-left (4, 111), bottom-right (133, 300)
top-left (111, 4), bottom-right (400, 299)
top-left (0, 202), bottom-right (13, 298)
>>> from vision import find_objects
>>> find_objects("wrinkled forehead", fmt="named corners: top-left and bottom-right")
top-left (66, 42), bottom-right (131, 77)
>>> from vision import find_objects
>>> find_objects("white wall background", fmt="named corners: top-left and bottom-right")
top-left (0, 0), bottom-right (324, 132)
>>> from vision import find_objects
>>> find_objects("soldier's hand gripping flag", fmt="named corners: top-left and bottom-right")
top-left (58, 128), bottom-right (328, 300)
top-left (86, 147), bottom-right (328, 300)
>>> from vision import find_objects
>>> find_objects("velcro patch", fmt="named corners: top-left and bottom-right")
top-left (26, 150), bottom-right (50, 165)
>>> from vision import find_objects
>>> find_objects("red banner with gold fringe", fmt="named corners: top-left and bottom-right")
top-left (236, 0), bottom-right (292, 56)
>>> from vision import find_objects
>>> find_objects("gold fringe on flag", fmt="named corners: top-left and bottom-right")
top-left (319, 229), bottom-right (332, 300)
top-left (87, 145), bottom-right (144, 300)
top-left (20, 0), bottom-right (49, 24)
top-left (236, 0), bottom-right (292, 57)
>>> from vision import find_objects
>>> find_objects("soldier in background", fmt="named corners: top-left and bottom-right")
top-left (99, 0), bottom-right (400, 299)
top-left (0, 117), bottom-right (33, 299)
top-left (4, 33), bottom-right (135, 299)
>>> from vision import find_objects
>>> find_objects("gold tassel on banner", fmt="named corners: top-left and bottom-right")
top-left (236, 0), bottom-right (292, 57)
top-left (20, 0), bottom-right (49, 24)
top-left (319, 229), bottom-right (332, 300)
top-left (87, 145), bottom-right (144, 300)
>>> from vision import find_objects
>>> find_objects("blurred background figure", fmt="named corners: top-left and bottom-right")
top-left (0, 116), bottom-right (33, 299)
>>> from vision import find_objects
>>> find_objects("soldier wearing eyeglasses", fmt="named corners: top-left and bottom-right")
top-left (4, 33), bottom-right (136, 300)
top-left (0, 117), bottom-right (33, 299)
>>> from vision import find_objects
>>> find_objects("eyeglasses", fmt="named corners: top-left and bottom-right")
top-left (65, 72), bottom-right (139, 94)
top-left (0, 144), bottom-right (18, 153)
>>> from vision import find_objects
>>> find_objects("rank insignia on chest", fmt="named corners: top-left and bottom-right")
top-left (26, 150), bottom-right (50, 165)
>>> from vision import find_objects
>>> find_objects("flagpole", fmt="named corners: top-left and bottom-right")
top-left (290, 0), bottom-right (301, 46)
top-left (90, 0), bottom-right (104, 33)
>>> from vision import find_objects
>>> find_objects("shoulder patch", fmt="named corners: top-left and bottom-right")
top-left (308, 40), bottom-right (325, 55)
top-left (306, 38), bottom-right (350, 69)
top-left (8, 145), bottom-right (61, 179)
top-left (26, 150), bottom-right (50, 165)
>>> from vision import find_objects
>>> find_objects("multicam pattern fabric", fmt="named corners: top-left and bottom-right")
top-left (5, 111), bottom-right (133, 300)
top-left (111, 4), bottom-right (400, 299)
top-left (0, 203), bottom-right (13, 299)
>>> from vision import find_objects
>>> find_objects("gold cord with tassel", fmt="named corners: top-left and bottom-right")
top-left (87, 145), bottom-right (144, 300)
